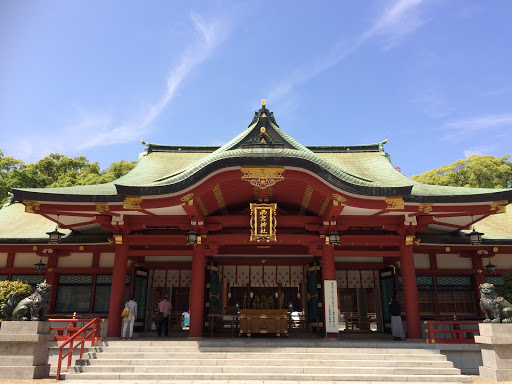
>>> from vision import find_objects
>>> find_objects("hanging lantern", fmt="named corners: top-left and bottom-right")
top-left (469, 226), bottom-right (484, 246)
top-left (186, 230), bottom-right (198, 245)
top-left (34, 256), bottom-right (46, 272)
top-left (328, 230), bottom-right (341, 245)
top-left (468, 215), bottom-right (484, 246)
top-left (485, 258), bottom-right (497, 274)
top-left (47, 215), bottom-right (64, 244)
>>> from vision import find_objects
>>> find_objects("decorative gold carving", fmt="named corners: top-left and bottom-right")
top-left (318, 198), bottom-right (330, 217)
top-left (493, 247), bottom-right (499, 252)
top-left (23, 200), bottom-right (40, 213)
top-left (445, 247), bottom-right (451, 252)
top-left (32, 246), bottom-right (38, 251)
top-left (490, 200), bottom-right (508, 213)
top-left (241, 168), bottom-right (285, 190)
top-left (299, 185), bottom-right (313, 215)
top-left (79, 246), bottom-right (85, 251)
top-left (385, 197), bottom-right (404, 210)
top-left (405, 235), bottom-right (415, 246)
top-left (213, 184), bottom-right (228, 215)
top-left (250, 203), bottom-right (277, 242)
top-left (123, 196), bottom-right (142, 209)
top-left (113, 235), bottom-right (123, 244)
top-left (180, 193), bottom-right (194, 202)
top-left (95, 202), bottom-right (109, 213)
top-left (261, 99), bottom-right (266, 107)
top-left (196, 197), bottom-right (209, 216)
top-left (418, 203), bottom-right (433, 213)
top-left (333, 194), bottom-right (347, 203)
top-left (108, 238), bottom-right (114, 245)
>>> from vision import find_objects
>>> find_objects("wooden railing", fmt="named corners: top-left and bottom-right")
top-left (424, 320), bottom-right (480, 344)
top-left (49, 316), bottom-right (103, 380)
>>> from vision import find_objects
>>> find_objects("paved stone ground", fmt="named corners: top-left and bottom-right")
top-left (0, 377), bottom-right (508, 384)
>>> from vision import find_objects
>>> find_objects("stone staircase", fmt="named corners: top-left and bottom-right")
top-left (59, 339), bottom-right (472, 383)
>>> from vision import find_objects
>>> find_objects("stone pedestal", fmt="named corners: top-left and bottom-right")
top-left (0, 321), bottom-right (54, 379)
top-left (475, 323), bottom-right (512, 381)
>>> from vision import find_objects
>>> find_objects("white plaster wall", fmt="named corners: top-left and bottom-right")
top-left (58, 253), bottom-right (93, 268)
top-left (414, 253), bottom-right (430, 269)
top-left (491, 254), bottom-right (512, 269)
top-left (436, 253), bottom-right (472, 269)
top-left (0, 253), bottom-right (7, 268)
top-left (99, 253), bottom-right (115, 268)
top-left (13, 253), bottom-right (40, 268)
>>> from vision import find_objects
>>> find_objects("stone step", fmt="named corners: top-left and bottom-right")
top-left (71, 364), bottom-right (462, 375)
top-left (83, 351), bottom-right (448, 361)
top-left (60, 372), bottom-right (472, 382)
top-left (76, 357), bottom-right (455, 368)
top-left (88, 345), bottom-right (442, 354)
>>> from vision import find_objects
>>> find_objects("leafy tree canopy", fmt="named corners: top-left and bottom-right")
top-left (412, 155), bottom-right (512, 188)
top-left (0, 150), bottom-right (136, 207)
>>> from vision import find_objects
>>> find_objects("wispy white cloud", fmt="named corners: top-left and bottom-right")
top-left (463, 145), bottom-right (495, 158)
top-left (268, 0), bottom-right (427, 103)
top-left (441, 114), bottom-right (512, 142)
top-left (72, 13), bottom-right (230, 151)
top-left (360, 0), bottom-right (425, 49)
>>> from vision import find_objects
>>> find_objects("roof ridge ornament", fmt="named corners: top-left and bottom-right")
top-left (242, 100), bottom-right (285, 157)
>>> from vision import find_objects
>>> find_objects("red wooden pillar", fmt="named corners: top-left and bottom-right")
top-left (45, 255), bottom-right (59, 313)
top-left (107, 242), bottom-right (129, 337)
top-left (400, 243), bottom-right (421, 339)
top-left (189, 244), bottom-right (206, 337)
top-left (472, 254), bottom-right (486, 316)
top-left (321, 244), bottom-right (338, 339)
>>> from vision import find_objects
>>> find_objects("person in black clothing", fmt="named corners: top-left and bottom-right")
top-left (389, 298), bottom-right (406, 340)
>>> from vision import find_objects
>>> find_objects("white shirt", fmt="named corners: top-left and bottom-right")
top-left (126, 300), bottom-right (137, 318)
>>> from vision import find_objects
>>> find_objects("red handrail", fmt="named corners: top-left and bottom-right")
top-left (51, 317), bottom-right (103, 380)
top-left (424, 320), bottom-right (480, 344)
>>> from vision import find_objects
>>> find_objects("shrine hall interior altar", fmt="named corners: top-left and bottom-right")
top-left (239, 309), bottom-right (289, 337)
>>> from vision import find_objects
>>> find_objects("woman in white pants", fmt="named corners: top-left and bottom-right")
top-left (122, 296), bottom-right (137, 340)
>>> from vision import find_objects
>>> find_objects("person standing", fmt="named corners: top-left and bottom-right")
top-left (389, 298), bottom-right (406, 341)
top-left (157, 295), bottom-right (171, 337)
top-left (122, 296), bottom-right (137, 340)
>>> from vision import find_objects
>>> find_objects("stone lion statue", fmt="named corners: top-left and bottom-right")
top-left (479, 283), bottom-right (512, 323)
top-left (11, 280), bottom-right (51, 321)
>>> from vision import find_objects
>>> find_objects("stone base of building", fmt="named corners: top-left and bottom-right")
top-left (475, 323), bottom-right (512, 382)
top-left (0, 321), bottom-right (54, 379)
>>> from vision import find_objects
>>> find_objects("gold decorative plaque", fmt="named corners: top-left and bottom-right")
top-left (385, 197), bottom-right (404, 210)
top-left (23, 200), bottom-right (40, 213)
top-left (241, 168), bottom-right (284, 190)
top-left (490, 200), bottom-right (508, 214)
top-left (418, 203), bottom-right (433, 213)
top-left (123, 196), bottom-right (142, 209)
top-left (95, 202), bottom-right (109, 213)
top-left (250, 203), bottom-right (277, 242)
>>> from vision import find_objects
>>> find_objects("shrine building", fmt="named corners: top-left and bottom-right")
top-left (1, 100), bottom-right (512, 339)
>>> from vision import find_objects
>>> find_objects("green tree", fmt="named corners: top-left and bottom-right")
top-left (0, 150), bottom-right (137, 207)
top-left (412, 155), bottom-right (512, 188)
top-left (498, 271), bottom-right (512, 304)
top-left (0, 280), bottom-right (32, 321)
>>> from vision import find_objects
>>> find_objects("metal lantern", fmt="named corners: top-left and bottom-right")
top-left (485, 258), bottom-right (497, 274)
top-left (328, 230), bottom-right (341, 245)
top-left (46, 226), bottom-right (65, 245)
top-left (186, 230), bottom-right (198, 245)
top-left (34, 256), bottom-right (46, 272)
top-left (468, 226), bottom-right (484, 246)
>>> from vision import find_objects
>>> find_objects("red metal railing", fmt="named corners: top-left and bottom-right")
top-left (424, 320), bottom-right (480, 344)
top-left (49, 316), bottom-right (103, 380)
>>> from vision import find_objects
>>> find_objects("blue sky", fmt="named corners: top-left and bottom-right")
top-left (1, 0), bottom-right (511, 177)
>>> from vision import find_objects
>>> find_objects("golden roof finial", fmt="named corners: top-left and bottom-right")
top-left (261, 99), bottom-right (266, 107)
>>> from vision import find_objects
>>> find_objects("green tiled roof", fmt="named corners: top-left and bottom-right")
top-left (12, 104), bottom-right (512, 204)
